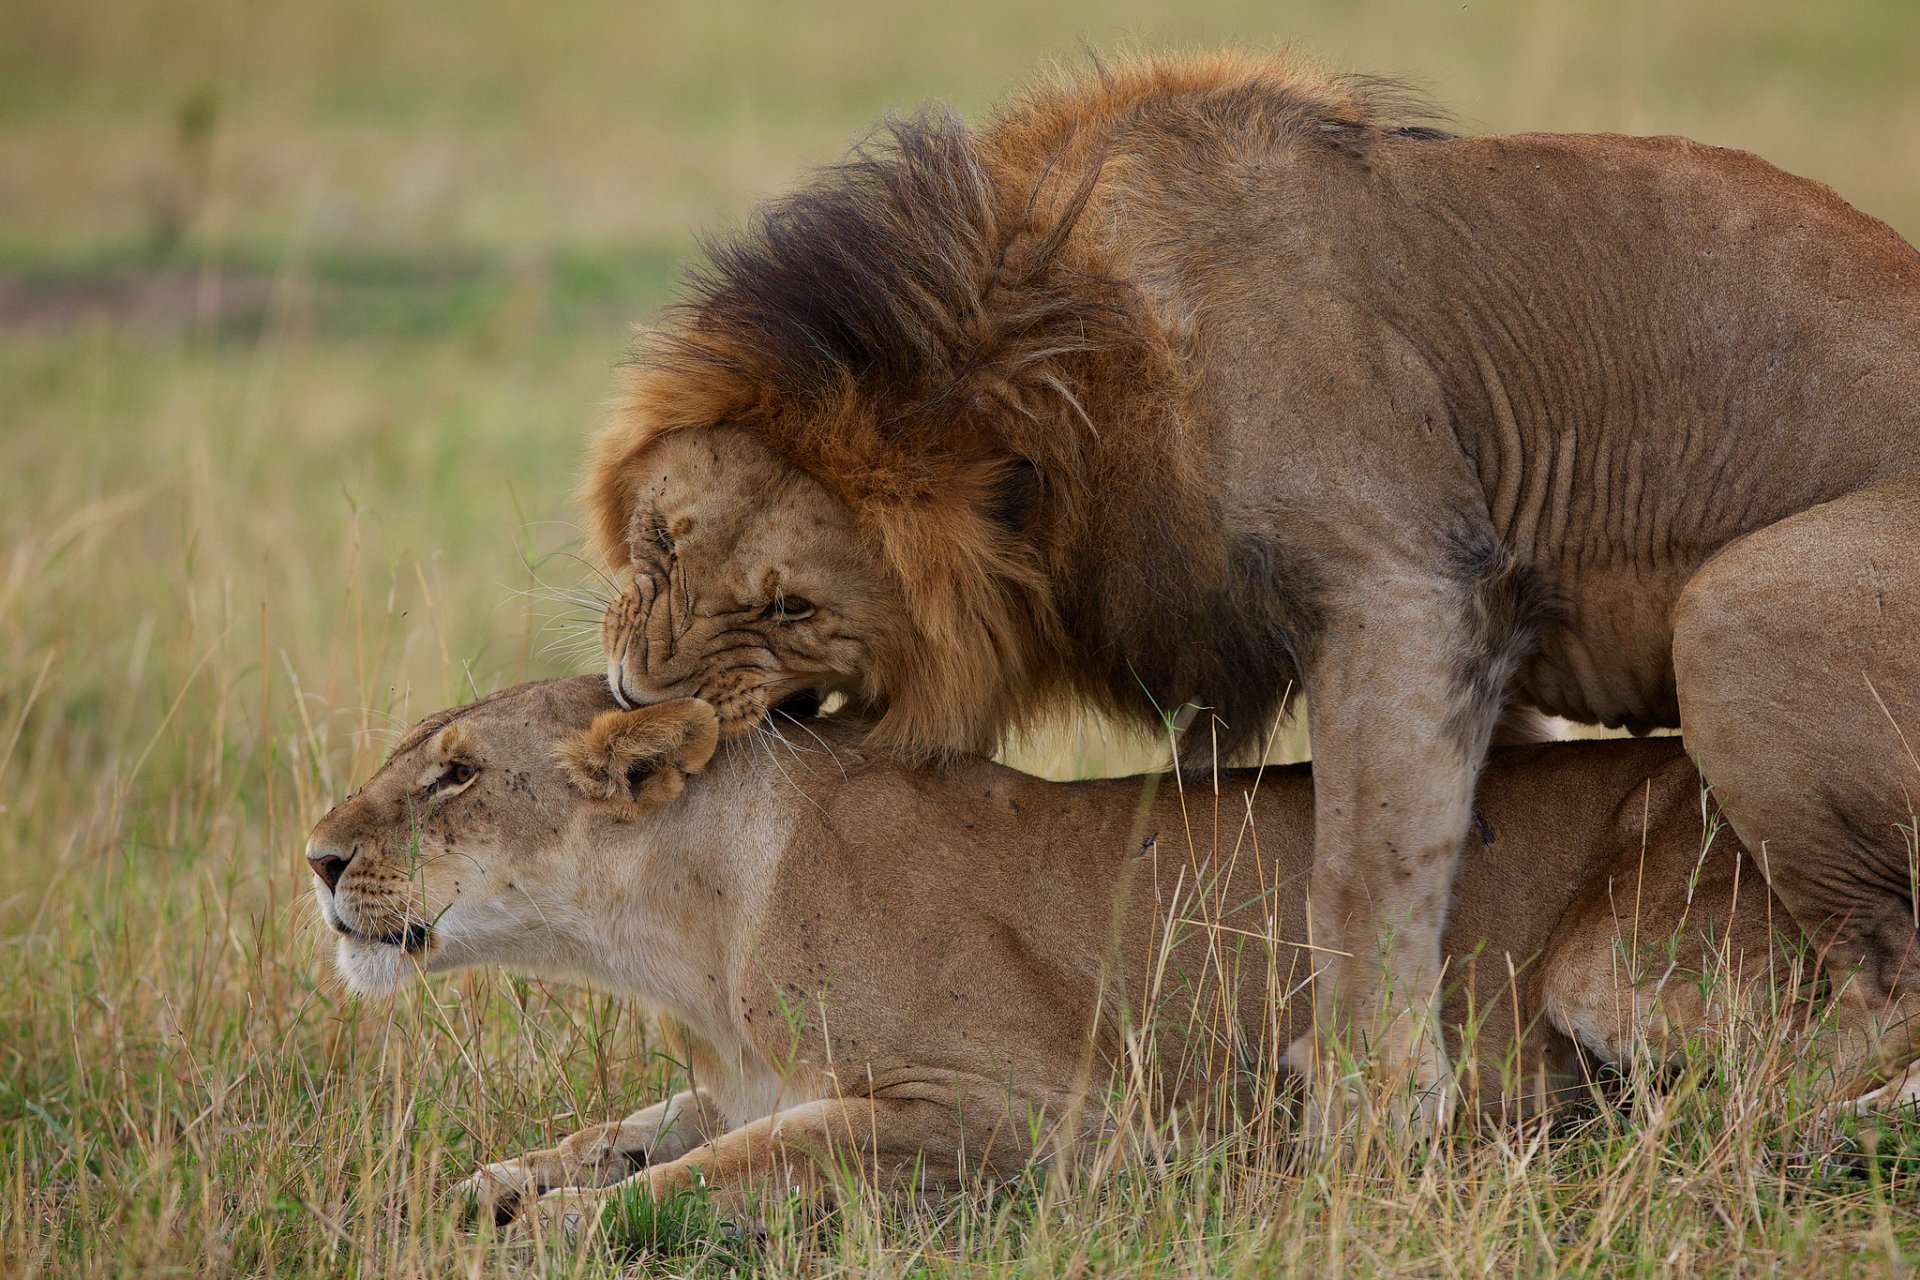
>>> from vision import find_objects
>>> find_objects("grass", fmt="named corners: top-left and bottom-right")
top-left (4, 0), bottom-right (1920, 1274)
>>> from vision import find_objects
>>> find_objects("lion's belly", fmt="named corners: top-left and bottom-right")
top-left (1514, 562), bottom-right (1688, 732)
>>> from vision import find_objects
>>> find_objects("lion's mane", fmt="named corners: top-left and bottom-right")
top-left (587, 53), bottom-right (1446, 758)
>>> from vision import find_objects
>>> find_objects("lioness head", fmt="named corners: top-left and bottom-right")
top-left (304, 677), bottom-right (718, 995)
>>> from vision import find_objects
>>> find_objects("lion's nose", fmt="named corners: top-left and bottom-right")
top-left (608, 655), bottom-right (698, 710)
top-left (307, 842), bottom-right (356, 893)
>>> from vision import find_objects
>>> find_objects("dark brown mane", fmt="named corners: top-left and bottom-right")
top-left (628, 104), bottom-right (1142, 501)
top-left (652, 110), bottom-right (1087, 418)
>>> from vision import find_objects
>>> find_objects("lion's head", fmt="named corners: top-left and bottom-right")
top-left (304, 677), bottom-right (718, 994)
top-left (586, 86), bottom-right (1231, 759)
top-left (585, 57), bottom-right (1394, 763)
top-left (594, 427), bottom-right (910, 735)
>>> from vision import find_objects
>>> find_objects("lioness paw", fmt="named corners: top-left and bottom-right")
top-left (525, 1187), bottom-right (608, 1244)
top-left (452, 1161), bottom-right (538, 1227)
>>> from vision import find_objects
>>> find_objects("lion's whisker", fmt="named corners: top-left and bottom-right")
top-left (503, 574), bottom-right (612, 609)
top-left (747, 722), bottom-right (828, 816)
top-left (536, 547), bottom-right (625, 598)
top-left (762, 715), bottom-right (850, 781)
top-left (790, 719), bottom-right (851, 779)
top-left (537, 634), bottom-right (610, 665)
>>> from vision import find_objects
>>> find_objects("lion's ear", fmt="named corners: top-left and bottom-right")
top-left (557, 699), bottom-right (721, 819)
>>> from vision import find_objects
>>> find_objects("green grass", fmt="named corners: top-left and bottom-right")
top-left (5, 0), bottom-right (1920, 1274)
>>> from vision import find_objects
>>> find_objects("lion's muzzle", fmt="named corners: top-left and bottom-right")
top-left (600, 581), bottom-right (784, 733)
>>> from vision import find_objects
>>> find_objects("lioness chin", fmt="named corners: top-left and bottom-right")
top-left (307, 677), bottom-right (1891, 1235)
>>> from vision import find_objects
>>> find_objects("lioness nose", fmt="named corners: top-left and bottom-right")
top-left (307, 843), bottom-right (356, 893)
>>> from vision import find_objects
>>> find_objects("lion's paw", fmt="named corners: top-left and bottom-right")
top-left (1286, 1028), bottom-right (1457, 1151)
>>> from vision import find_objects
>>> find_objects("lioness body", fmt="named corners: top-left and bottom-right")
top-left (591, 54), bottom-right (1920, 1119)
top-left (308, 679), bottom-right (1844, 1228)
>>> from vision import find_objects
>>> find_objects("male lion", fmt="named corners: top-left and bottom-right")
top-left (587, 52), bottom-right (1920, 1125)
top-left (307, 677), bottom-right (1897, 1234)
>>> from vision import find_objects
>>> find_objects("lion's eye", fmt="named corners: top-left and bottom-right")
top-left (761, 596), bottom-right (815, 623)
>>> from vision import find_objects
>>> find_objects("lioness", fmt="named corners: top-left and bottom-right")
top-left (586, 51), bottom-right (1920, 1124)
top-left (307, 677), bottom-right (1878, 1232)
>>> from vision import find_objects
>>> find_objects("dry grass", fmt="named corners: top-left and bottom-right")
top-left (5, 1), bottom-right (1920, 1274)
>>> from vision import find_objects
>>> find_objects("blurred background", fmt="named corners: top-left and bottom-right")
top-left (2, 3), bottom-right (1918, 1268)
top-left (6, 0), bottom-right (1920, 806)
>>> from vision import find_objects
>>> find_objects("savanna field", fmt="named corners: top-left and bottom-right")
top-left (6, 1), bottom-right (1920, 1274)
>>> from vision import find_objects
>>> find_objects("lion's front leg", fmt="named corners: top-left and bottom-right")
top-left (455, 1088), bottom-right (723, 1226)
top-left (1287, 569), bottom-right (1523, 1140)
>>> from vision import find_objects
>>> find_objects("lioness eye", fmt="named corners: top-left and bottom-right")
top-left (761, 596), bottom-right (814, 622)
top-left (443, 761), bottom-right (477, 788)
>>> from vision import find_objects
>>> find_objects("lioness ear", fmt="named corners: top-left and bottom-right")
top-left (557, 699), bottom-right (721, 819)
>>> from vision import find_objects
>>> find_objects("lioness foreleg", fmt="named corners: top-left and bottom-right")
top-left (527, 1091), bottom-right (1028, 1239)
top-left (455, 1088), bottom-right (723, 1226)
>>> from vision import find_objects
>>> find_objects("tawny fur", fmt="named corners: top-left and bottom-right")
top-left (585, 50), bottom-right (1920, 1120)
top-left (307, 678), bottom-right (1897, 1232)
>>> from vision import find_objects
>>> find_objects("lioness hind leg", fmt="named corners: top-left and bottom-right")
top-left (1538, 819), bottom-right (1920, 1111)
top-left (455, 1088), bottom-right (722, 1226)
top-left (1824, 977), bottom-right (1920, 1113)
top-left (1672, 481), bottom-right (1920, 1095)
top-left (1539, 827), bottom-right (1808, 1084)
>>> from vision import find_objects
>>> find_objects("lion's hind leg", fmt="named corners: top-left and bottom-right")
top-left (1672, 481), bottom-right (1920, 1097)
top-left (455, 1088), bottom-right (723, 1226)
